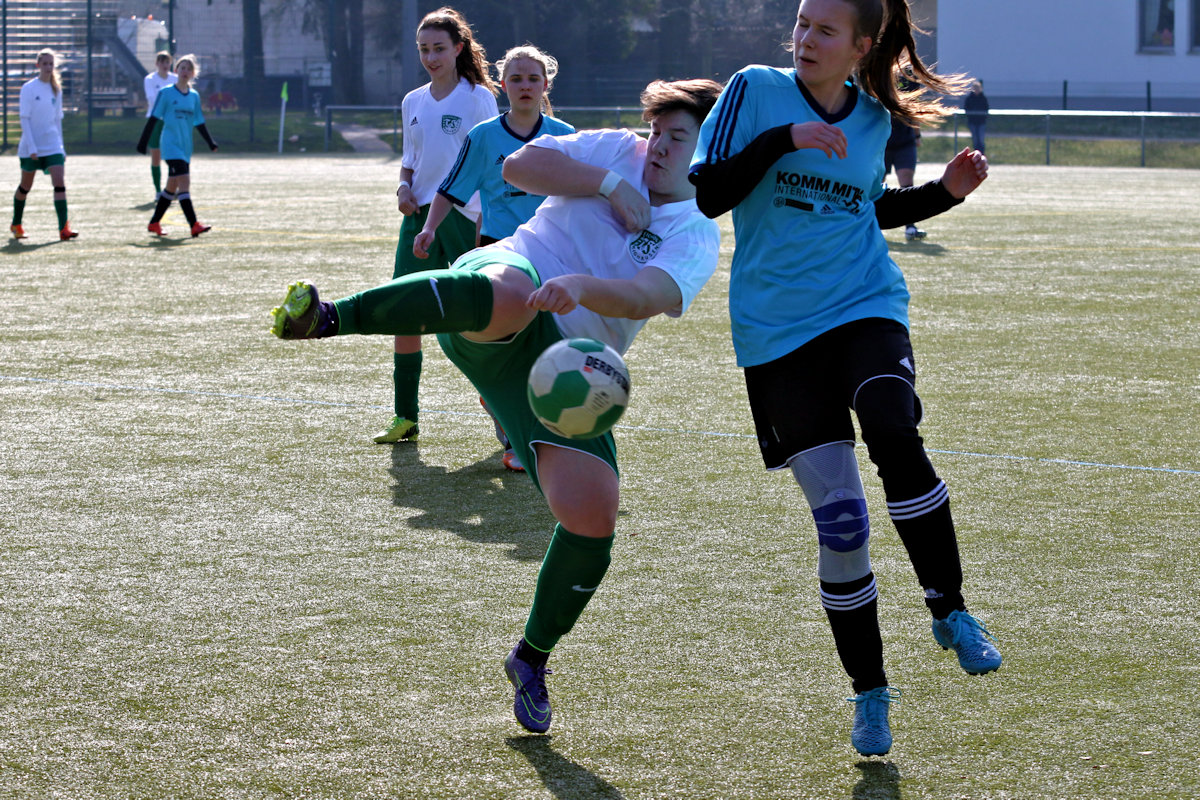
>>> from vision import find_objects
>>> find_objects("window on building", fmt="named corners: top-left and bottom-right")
top-left (1139, 0), bottom-right (1175, 50)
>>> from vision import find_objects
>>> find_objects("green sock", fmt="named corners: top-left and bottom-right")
top-left (54, 198), bottom-right (67, 229)
top-left (12, 197), bottom-right (25, 226)
top-left (151, 165), bottom-right (162, 194)
top-left (524, 524), bottom-right (614, 652)
top-left (393, 350), bottom-right (422, 420)
top-left (332, 269), bottom-right (493, 336)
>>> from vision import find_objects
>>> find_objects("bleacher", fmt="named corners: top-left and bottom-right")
top-left (1, 0), bottom-right (140, 116)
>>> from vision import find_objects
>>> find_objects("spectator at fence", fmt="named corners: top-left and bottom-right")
top-left (964, 79), bottom-right (989, 154)
top-left (377, 6), bottom-right (499, 446)
top-left (11, 48), bottom-right (77, 241)
top-left (136, 54), bottom-right (218, 238)
top-left (413, 42), bottom-right (575, 471)
top-left (143, 52), bottom-right (177, 199)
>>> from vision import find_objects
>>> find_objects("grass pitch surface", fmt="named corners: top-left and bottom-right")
top-left (1, 155), bottom-right (1198, 799)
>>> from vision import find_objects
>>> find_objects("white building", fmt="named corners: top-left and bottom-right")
top-left (936, 0), bottom-right (1200, 110)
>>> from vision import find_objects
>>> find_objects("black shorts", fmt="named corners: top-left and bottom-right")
top-left (743, 318), bottom-right (921, 470)
top-left (884, 143), bottom-right (917, 174)
top-left (165, 159), bottom-right (190, 177)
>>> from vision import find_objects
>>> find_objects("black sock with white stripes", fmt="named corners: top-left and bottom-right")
top-left (888, 480), bottom-right (966, 619)
top-left (821, 572), bottom-right (887, 693)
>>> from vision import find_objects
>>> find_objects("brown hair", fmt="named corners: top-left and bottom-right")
top-left (844, 0), bottom-right (970, 125)
top-left (417, 7), bottom-right (499, 96)
top-left (35, 48), bottom-right (61, 95)
top-left (495, 44), bottom-right (559, 114)
top-left (640, 78), bottom-right (723, 125)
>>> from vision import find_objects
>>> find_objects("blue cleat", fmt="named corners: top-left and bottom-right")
top-left (848, 686), bottom-right (901, 756)
top-left (932, 610), bottom-right (1002, 675)
top-left (504, 643), bottom-right (552, 733)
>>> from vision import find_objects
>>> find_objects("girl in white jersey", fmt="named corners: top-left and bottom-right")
top-left (143, 51), bottom-right (177, 199)
top-left (414, 43), bottom-right (575, 471)
top-left (11, 49), bottom-right (77, 241)
top-left (376, 6), bottom-right (499, 446)
top-left (269, 79), bottom-right (723, 736)
top-left (690, 0), bottom-right (999, 758)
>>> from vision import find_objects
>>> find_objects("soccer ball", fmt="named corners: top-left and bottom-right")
top-left (527, 338), bottom-right (630, 439)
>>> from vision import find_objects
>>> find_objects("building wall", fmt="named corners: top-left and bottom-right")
top-left (938, 0), bottom-right (1200, 109)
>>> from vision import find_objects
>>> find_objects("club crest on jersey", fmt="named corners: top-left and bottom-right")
top-left (628, 230), bottom-right (663, 264)
top-left (441, 115), bottom-right (463, 134)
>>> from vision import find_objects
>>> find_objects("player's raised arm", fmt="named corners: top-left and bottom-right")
top-left (503, 146), bottom-right (649, 233)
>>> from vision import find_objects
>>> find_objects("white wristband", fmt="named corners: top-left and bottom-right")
top-left (597, 170), bottom-right (622, 198)
top-left (398, 180), bottom-right (411, 190)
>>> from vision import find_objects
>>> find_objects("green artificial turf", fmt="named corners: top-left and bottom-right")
top-left (1, 155), bottom-right (1197, 799)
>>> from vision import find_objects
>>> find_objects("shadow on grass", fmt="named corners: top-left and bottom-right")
top-left (885, 238), bottom-right (948, 256)
top-left (852, 760), bottom-right (901, 799)
top-left (129, 236), bottom-right (191, 250)
top-left (506, 736), bottom-right (626, 799)
top-left (388, 442), bottom-right (555, 562)
top-left (4, 237), bottom-right (58, 252)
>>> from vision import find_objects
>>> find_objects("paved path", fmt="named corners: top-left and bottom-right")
top-left (331, 122), bottom-right (396, 153)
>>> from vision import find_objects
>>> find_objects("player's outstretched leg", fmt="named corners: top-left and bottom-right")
top-left (847, 686), bottom-right (901, 756)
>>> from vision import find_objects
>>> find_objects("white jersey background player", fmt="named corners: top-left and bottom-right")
top-left (142, 51), bottom-right (177, 197)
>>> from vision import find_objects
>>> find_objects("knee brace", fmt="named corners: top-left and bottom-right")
top-left (789, 442), bottom-right (872, 584)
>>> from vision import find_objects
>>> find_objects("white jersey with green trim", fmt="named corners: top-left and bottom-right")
top-left (400, 78), bottom-right (498, 221)
top-left (490, 129), bottom-right (720, 356)
top-left (17, 78), bottom-right (64, 158)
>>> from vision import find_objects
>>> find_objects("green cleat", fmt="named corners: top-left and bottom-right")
top-left (270, 280), bottom-right (337, 339)
top-left (373, 415), bottom-right (419, 444)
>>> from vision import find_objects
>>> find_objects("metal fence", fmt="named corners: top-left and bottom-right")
top-left (322, 105), bottom-right (1200, 169)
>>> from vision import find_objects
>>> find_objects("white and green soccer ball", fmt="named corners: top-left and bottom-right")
top-left (527, 338), bottom-right (630, 439)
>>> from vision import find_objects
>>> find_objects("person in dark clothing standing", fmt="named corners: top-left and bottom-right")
top-left (964, 79), bottom-right (989, 154)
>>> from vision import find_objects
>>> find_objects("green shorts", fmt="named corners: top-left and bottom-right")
top-left (19, 153), bottom-right (66, 174)
top-left (393, 203), bottom-right (478, 279)
top-left (148, 120), bottom-right (163, 150)
top-left (435, 249), bottom-right (619, 493)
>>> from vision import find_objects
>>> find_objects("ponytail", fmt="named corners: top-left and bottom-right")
top-left (36, 48), bottom-right (61, 96)
top-left (851, 0), bottom-right (969, 126)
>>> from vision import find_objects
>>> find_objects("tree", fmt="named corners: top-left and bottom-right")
top-left (269, 0), bottom-right (366, 104)
top-left (244, 0), bottom-right (265, 87)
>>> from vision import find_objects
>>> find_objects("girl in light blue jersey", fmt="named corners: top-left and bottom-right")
top-left (136, 54), bottom-right (218, 238)
top-left (690, 0), bottom-right (1000, 758)
top-left (415, 44), bottom-right (574, 253)
top-left (414, 43), bottom-right (575, 472)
